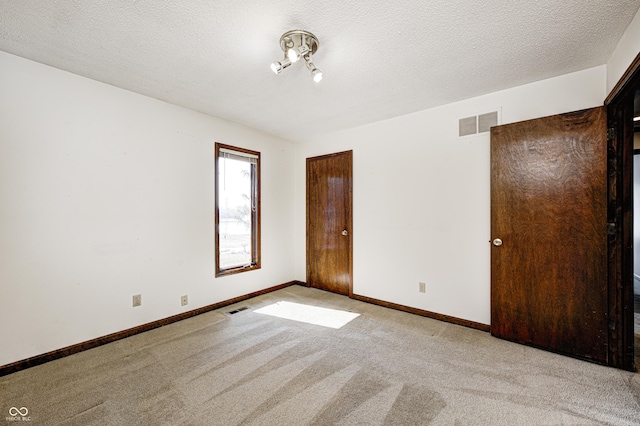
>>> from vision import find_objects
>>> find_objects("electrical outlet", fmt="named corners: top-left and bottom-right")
top-left (181, 295), bottom-right (188, 306)
top-left (132, 294), bottom-right (142, 307)
top-left (418, 282), bottom-right (426, 293)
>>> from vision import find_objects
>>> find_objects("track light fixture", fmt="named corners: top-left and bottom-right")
top-left (271, 30), bottom-right (322, 82)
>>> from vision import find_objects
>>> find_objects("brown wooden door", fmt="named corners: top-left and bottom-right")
top-left (306, 151), bottom-right (353, 296)
top-left (491, 107), bottom-right (608, 364)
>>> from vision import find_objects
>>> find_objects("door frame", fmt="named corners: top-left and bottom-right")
top-left (605, 52), bottom-right (640, 371)
top-left (305, 150), bottom-right (354, 297)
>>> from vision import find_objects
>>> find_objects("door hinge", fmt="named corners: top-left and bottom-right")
top-left (607, 222), bottom-right (616, 235)
top-left (608, 318), bottom-right (616, 331)
top-left (607, 127), bottom-right (616, 142)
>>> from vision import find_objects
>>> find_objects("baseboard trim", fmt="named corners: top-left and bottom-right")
top-left (0, 281), bottom-right (295, 377)
top-left (351, 293), bottom-right (490, 332)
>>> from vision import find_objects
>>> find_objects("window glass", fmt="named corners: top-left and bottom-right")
top-left (215, 143), bottom-right (260, 276)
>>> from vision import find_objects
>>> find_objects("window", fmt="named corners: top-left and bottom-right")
top-left (215, 143), bottom-right (260, 276)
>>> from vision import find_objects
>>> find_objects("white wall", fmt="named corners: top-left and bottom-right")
top-left (294, 66), bottom-right (606, 326)
top-left (0, 51), bottom-right (296, 366)
top-left (607, 6), bottom-right (640, 95)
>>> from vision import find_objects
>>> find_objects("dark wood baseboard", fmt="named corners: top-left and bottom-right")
top-left (351, 293), bottom-right (490, 332)
top-left (0, 281), bottom-right (295, 377)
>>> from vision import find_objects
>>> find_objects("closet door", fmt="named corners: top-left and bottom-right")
top-left (491, 106), bottom-right (608, 363)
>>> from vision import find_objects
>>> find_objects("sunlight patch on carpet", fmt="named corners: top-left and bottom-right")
top-left (254, 301), bottom-right (360, 329)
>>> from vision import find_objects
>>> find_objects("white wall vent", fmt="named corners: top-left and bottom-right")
top-left (458, 110), bottom-right (500, 137)
top-left (459, 116), bottom-right (477, 137)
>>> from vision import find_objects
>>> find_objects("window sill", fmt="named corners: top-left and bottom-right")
top-left (216, 263), bottom-right (261, 278)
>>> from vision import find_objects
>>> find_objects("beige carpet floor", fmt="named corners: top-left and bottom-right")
top-left (1, 285), bottom-right (639, 425)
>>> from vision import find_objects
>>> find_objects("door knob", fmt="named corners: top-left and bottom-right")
top-left (342, 230), bottom-right (349, 236)
top-left (492, 238), bottom-right (503, 247)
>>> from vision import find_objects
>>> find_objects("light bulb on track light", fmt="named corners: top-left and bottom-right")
top-left (287, 45), bottom-right (309, 63)
top-left (270, 58), bottom-right (292, 74)
top-left (304, 54), bottom-right (323, 83)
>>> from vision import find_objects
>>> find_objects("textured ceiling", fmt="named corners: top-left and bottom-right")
top-left (2, 1), bottom-right (640, 142)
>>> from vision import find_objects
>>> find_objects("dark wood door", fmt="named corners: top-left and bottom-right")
top-left (306, 151), bottom-right (353, 296)
top-left (491, 107), bottom-right (608, 363)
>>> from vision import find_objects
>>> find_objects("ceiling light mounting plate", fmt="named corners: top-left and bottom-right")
top-left (279, 30), bottom-right (319, 55)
